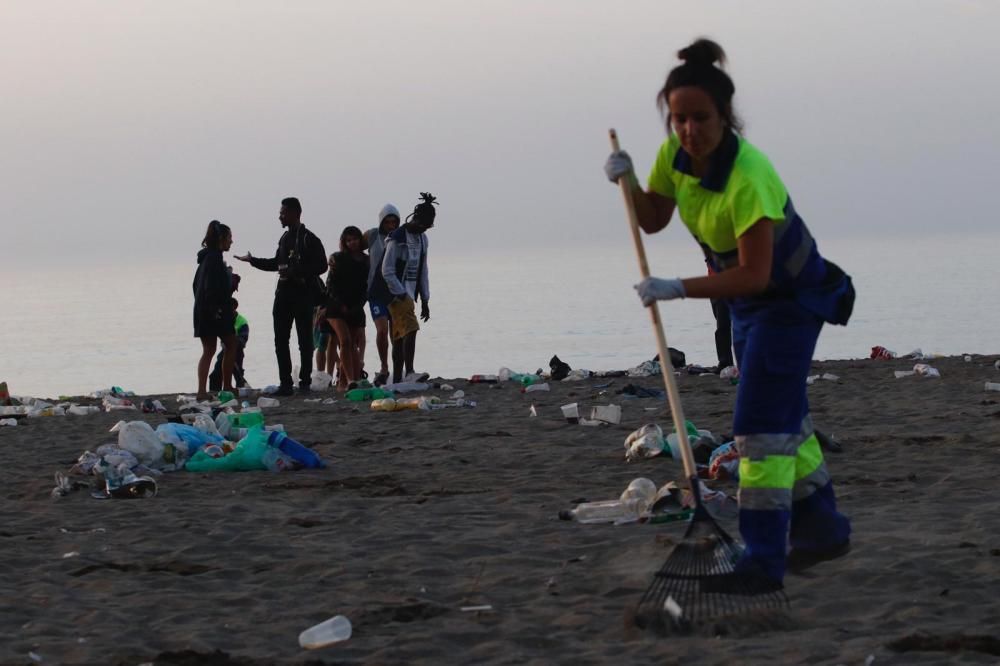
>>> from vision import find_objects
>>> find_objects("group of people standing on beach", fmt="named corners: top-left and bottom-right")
top-left (191, 193), bottom-right (438, 401)
top-left (194, 35), bottom-right (856, 595)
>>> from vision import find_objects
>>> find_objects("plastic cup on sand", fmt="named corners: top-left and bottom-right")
top-left (561, 402), bottom-right (580, 424)
top-left (299, 615), bottom-right (352, 649)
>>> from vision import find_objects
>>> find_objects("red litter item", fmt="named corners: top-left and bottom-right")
top-left (870, 346), bottom-right (896, 360)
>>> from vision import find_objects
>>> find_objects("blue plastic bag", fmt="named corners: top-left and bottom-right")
top-left (156, 423), bottom-right (223, 453)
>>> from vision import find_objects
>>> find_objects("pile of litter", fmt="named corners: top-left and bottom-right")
top-left (50, 392), bottom-right (326, 501)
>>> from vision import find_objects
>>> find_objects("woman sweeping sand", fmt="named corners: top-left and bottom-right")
top-left (605, 38), bottom-right (854, 587)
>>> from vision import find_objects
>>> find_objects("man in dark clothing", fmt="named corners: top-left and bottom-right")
top-left (710, 297), bottom-right (735, 372)
top-left (236, 197), bottom-right (327, 395)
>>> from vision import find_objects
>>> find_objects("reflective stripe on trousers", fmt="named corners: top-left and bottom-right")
top-left (736, 416), bottom-right (832, 511)
top-left (731, 300), bottom-right (851, 582)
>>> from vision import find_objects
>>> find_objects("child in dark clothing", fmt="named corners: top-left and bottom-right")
top-left (210, 298), bottom-right (250, 390)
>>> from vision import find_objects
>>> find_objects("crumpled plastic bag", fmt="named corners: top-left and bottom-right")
top-left (563, 369), bottom-right (592, 382)
top-left (624, 424), bottom-right (668, 462)
top-left (626, 360), bottom-right (661, 378)
top-left (113, 421), bottom-right (165, 466)
top-left (310, 371), bottom-right (333, 391)
top-left (708, 441), bottom-right (740, 480)
top-left (156, 423), bottom-right (221, 452)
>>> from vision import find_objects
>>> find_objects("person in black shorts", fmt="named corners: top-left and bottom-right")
top-left (193, 220), bottom-right (237, 401)
top-left (324, 226), bottom-right (370, 391)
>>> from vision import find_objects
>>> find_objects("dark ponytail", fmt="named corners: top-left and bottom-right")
top-left (657, 38), bottom-right (742, 134)
top-left (406, 192), bottom-right (438, 227)
top-left (202, 220), bottom-right (231, 249)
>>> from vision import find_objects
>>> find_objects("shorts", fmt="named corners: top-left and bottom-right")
top-left (388, 296), bottom-right (420, 341)
top-left (313, 318), bottom-right (332, 349)
top-left (369, 299), bottom-right (389, 320)
top-left (328, 307), bottom-right (366, 329)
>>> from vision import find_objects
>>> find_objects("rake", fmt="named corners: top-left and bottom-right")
top-left (609, 129), bottom-right (788, 633)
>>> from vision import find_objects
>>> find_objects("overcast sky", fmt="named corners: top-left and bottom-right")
top-left (2, 0), bottom-right (998, 269)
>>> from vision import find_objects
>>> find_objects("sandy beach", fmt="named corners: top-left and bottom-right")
top-left (3, 354), bottom-right (1000, 665)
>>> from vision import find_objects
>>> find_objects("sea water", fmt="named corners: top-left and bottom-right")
top-left (1, 233), bottom-right (997, 397)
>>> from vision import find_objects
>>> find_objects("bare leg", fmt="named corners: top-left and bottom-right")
top-left (327, 318), bottom-right (355, 390)
top-left (327, 331), bottom-right (339, 386)
top-left (352, 326), bottom-right (366, 380)
top-left (374, 317), bottom-right (390, 374)
top-left (315, 342), bottom-right (327, 373)
top-left (356, 325), bottom-right (367, 377)
top-left (197, 336), bottom-right (218, 400)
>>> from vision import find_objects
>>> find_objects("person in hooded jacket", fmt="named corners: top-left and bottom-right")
top-left (193, 220), bottom-right (237, 400)
top-left (364, 204), bottom-right (401, 386)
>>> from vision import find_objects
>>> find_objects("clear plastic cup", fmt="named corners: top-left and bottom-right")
top-left (299, 615), bottom-right (352, 649)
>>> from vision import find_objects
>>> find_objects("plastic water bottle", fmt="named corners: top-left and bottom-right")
top-left (299, 615), bottom-right (352, 649)
top-left (558, 478), bottom-right (656, 523)
top-left (371, 398), bottom-right (397, 411)
top-left (261, 447), bottom-right (295, 472)
top-left (257, 397), bottom-right (280, 408)
top-left (986, 382), bottom-right (1000, 392)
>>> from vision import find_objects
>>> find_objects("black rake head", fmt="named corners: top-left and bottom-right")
top-left (634, 502), bottom-right (790, 634)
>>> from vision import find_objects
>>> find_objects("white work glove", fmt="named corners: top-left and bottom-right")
top-left (604, 150), bottom-right (636, 184)
top-left (635, 277), bottom-right (686, 306)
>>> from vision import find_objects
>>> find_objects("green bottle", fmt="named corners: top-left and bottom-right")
top-left (346, 387), bottom-right (394, 402)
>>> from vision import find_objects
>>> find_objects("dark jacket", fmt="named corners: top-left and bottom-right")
top-left (325, 252), bottom-right (370, 314)
top-left (249, 224), bottom-right (327, 297)
top-left (193, 248), bottom-right (234, 336)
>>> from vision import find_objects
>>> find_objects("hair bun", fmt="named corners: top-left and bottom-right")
top-left (678, 38), bottom-right (726, 68)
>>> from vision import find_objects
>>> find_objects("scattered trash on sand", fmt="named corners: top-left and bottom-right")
top-left (560, 403), bottom-right (580, 424)
top-left (299, 615), bottom-right (352, 649)
top-left (806, 372), bottom-right (840, 385)
top-left (560, 477), bottom-right (698, 525)
top-left (870, 345), bottom-right (897, 360)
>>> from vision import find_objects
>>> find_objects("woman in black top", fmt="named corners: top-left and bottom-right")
top-left (193, 220), bottom-right (237, 400)
top-left (325, 226), bottom-right (370, 391)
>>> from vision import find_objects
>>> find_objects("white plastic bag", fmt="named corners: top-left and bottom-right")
top-left (310, 371), bottom-right (333, 391)
top-left (624, 424), bottom-right (666, 462)
top-left (115, 421), bottom-right (165, 466)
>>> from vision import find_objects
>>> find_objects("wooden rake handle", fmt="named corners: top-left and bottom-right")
top-left (609, 128), bottom-right (698, 483)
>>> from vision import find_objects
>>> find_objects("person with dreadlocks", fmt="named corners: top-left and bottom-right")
top-left (605, 39), bottom-right (853, 588)
top-left (380, 192), bottom-right (436, 384)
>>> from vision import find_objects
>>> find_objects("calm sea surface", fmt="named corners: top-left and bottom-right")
top-left (2, 234), bottom-right (996, 397)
